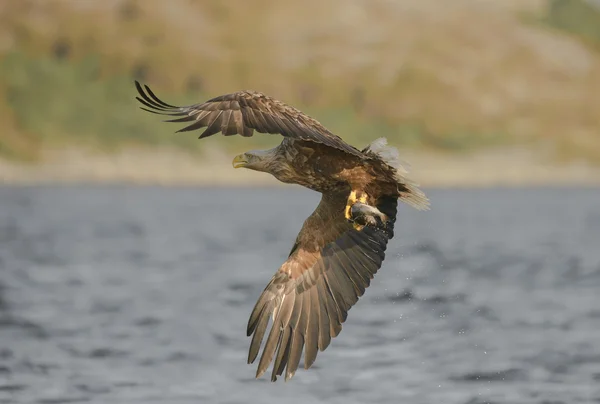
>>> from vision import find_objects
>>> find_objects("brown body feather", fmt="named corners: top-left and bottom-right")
top-left (134, 81), bottom-right (429, 381)
top-left (267, 139), bottom-right (400, 197)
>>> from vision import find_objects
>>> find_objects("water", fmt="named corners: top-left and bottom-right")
top-left (0, 186), bottom-right (598, 404)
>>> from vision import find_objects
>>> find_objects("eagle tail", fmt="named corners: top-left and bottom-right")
top-left (363, 138), bottom-right (429, 211)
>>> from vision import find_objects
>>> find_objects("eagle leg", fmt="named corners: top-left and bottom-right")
top-left (345, 190), bottom-right (366, 221)
top-left (345, 190), bottom-right (387, 231)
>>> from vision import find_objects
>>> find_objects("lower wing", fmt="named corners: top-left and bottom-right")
top-left (246, 191), bottom-right (398, 381)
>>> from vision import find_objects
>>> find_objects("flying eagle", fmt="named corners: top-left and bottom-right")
top-left (134, 81), bottom-right (429, 382)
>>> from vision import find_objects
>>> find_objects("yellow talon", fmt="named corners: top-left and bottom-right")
top-left (352, 222), bottom-right (365, 231)
top-left (344, 190), bottom-right (358, 220)
top-left (345, 190), bottom-right (369, 231)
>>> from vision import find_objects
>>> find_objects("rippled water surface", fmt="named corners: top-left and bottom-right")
top-left (0, 186), bottom-right (599, 404)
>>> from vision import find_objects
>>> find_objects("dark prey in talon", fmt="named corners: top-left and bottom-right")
top-left (350, 202), bottom-right (389, 229)
top-left (134, 80), bottom-right (430, 382)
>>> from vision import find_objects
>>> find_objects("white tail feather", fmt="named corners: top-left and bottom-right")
top-left (364, 137), bottom-right (430, 211)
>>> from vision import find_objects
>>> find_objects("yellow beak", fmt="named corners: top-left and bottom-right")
top-left (232, 154), bottom-right (247, 169)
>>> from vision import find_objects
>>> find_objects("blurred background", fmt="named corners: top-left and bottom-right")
top-left (1, 0), bottom-right (600, 185)
top-left (0, 1), bottom-right (599, 404)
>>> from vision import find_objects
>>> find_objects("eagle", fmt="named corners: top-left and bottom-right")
top-left (134, 81), bottom-right (429, 382)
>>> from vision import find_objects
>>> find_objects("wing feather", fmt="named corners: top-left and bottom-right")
top-left (220, 109), bottom-right (235, 136)
top-left (286, 330), bottom-right (303, 381)
top-left (246, 192), bottom-right (399, 381)
top-left (256, 291), bottom-right (295, 379)
top-left (143, 83), bottom-right (178, 108)
top-left (247, 304), bottom-right (270, 364)
top-left (315, 277), bottom-right (332, 351)
top-left (134, 81), bottom-right (364, 156)
top-left (304, 286), bottom-right (320, 369)
top-left (269, 293), bottom-right (296, 381)
top-left (319, 276), bottom-right (343, 338)
top-left (285, 294), bottom-right (306, 381)
top-left (272, 326), bottom-right (292, 381)
top-left (331, 245), bottom-right (366, 297)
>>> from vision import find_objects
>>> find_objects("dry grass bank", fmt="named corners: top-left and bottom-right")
top-left (2, 146), bottom-right (599, 188)
top-left (1, 0), bottom-right (600, 169)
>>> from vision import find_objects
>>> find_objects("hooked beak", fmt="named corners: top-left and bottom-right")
top-left (232, 153), bottom-right (247, 169)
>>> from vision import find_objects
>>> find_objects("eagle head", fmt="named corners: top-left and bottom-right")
top-left (232, 148), bottom-right (277, 172)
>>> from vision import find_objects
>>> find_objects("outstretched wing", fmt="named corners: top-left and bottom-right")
top-left (134, 81), bottom-right (363, 157)
top-left (247, 191), bottom-right (398, 382)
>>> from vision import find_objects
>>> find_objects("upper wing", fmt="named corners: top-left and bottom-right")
top-left (247, 191), bottom-right (398, 382)
top-left (134, 81), bottom-right (363, 157)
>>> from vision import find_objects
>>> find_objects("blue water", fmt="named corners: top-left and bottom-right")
top-left (0, 186), bottom-right (598, 403)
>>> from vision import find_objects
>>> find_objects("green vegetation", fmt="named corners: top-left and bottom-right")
top-left (541, 0), bottom-right (600, 46)
top-left (0, 52), bottom-right (204, 157)
top-left (0, 0), bottom-right (599, 163)
top-left (0, 51), bottom-right (509, 160)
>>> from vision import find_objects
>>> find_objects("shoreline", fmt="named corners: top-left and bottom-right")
top-left (1, 147), bottom-right (600, 188)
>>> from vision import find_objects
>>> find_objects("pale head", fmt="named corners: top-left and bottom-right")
top-left (232, 148), bottom-right (278, 172)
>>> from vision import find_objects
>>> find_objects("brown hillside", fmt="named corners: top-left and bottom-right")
top-left (1, 0), bottom-right (599, 162)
